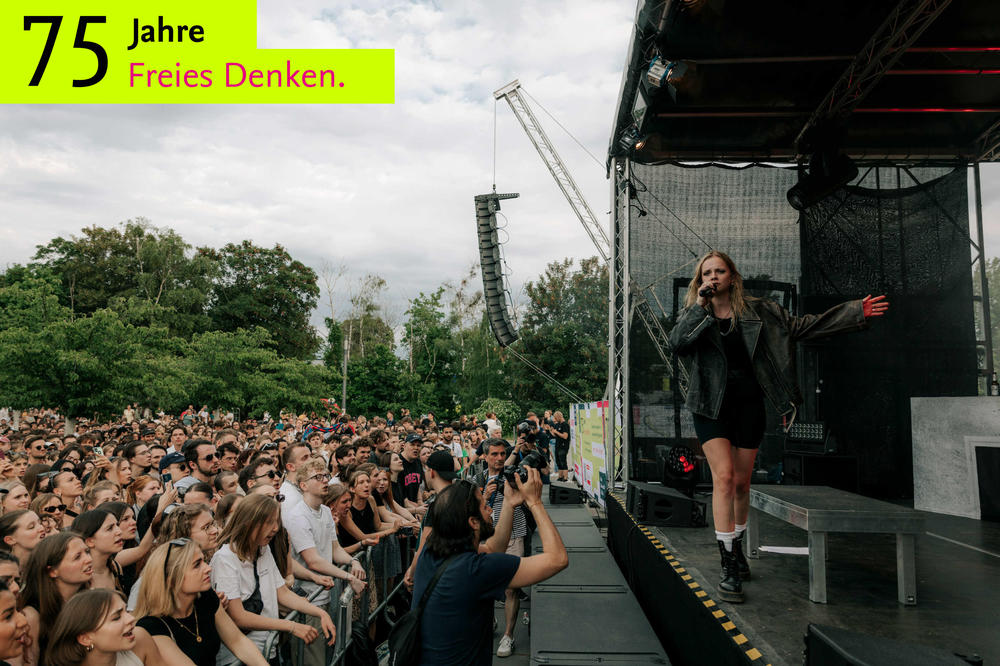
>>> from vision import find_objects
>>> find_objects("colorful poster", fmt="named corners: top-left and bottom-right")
top-left (569, 400), bottom-right (609, 507)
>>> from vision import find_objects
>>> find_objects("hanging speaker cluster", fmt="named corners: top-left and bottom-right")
top-left (475, 191), bottom-right (520, 347)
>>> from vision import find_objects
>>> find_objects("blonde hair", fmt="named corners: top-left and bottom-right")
top-left (295, 458), bottom-right (328, 486)
top-left (683, 250), bottom-right (750, 320)
top-left (81, 481), bottom-right (119, 511)
top-left (217, 493), bottom-right (279, 562)
top-left (134, 539), bottom-right (201, 617)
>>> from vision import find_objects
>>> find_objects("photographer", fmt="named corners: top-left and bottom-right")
top-left (412, 467), bottom-right (567, 665)
top-left (472, 438), bottom-right (540, 658)
top-left (509, 420), bottom-right (551, 485)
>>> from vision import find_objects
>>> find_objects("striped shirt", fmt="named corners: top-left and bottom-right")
top-left (473, 469), bottom-right (528, 540)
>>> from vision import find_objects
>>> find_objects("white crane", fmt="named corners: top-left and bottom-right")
top-left (493, 80), bottom-right (675, 369)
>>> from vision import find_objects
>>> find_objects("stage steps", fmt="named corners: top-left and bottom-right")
top-left (527, 496), bottom-right (669, 664)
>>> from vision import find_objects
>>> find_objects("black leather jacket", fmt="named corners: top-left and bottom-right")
top-left (668, 298), bottom-right (868, 419)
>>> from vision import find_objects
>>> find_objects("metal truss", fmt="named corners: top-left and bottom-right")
top-left (607, 158), bottom-right (631, 488)
top-left (494, 81), bottom-right (611, 262)
top-left (975, 119), bottom-right (1000, 161)
top-left (795, 0), bottom-right (953, 152)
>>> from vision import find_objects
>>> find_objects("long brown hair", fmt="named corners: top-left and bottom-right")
top-left (683, 250), bottom-right (751, 320)
top-left (217, 493), bottom-right (278, 562)
top-left (45, 589), bottom-right (127, 666)
top-left (20, 532), bottom-right (90, 652)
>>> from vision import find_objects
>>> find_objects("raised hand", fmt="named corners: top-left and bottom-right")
top-left (862, 294), bottom-right (889, 318)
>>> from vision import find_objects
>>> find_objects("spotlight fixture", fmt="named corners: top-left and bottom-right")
top-left (618, 125), bottom-right (647, 153)
top-left (646, 56), bottom-right (687, 89)
top-left (786, 151), bottom-right (858, 211)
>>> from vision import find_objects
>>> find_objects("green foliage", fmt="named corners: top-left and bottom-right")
top-left (204, 240), bottom-right (321, 360)
top-left (474, 398), bottom-right (520, 435)
top-left (402, 287), bottom-right (455, 414)
top-left (33, 219), bottom-right (217, 337)
top-left (345, 345), bottom-right (406, 415)
top-left (322, 317), bottom-right (344, 369)
top-left (513, 257), bottom-right (607, 409)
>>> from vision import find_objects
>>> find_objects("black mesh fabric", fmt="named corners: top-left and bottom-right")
top-left (626, 164), bottom-right (978, 498)
top-left (800, 167), bottom-right (978, 498)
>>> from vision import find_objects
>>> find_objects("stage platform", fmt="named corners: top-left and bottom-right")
top-left (607, 490), bottom-right (999, 666)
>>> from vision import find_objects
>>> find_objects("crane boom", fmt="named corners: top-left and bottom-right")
top-left (495, 79), bottom-right (675, 372)
top-left (494, 80), bottom-right (611, 262)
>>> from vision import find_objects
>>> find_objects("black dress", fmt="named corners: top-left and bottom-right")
top-left (691, 318), bottom-right (766, 449)
top-left (136, 591), bottom-right (221, 666)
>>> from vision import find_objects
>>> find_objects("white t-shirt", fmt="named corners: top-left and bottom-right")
top-left (283, 500), bottom-right (337, 606)
top-left (279, 480), bottom-right (303, 511)
top-left (210, 544), bottom-right (284, 664)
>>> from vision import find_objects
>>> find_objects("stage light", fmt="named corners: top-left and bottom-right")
top-left (787, 151), bottom-right (858, 211)
top-left (662, 445), bottom-right (698, 496)
top-left (619, 125), bottom-right (647, 153)
top-left (646, 56), bottom-right (687, 89)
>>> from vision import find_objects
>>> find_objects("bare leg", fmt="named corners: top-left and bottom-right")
top-left (702, 438), bottom-right (736, 532)
top-left (731, 447), bottom-right (759, 526)
top-left (504, 587), bottom-right (520, 638)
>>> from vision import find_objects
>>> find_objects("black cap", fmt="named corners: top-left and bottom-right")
top-left (404, 434), bottom-right (423, 444)
top-left (425, 450), bottom-right (459, 481)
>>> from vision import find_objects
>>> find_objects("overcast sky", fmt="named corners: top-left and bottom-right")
top-left (1, 0), bottom-right (998, 332)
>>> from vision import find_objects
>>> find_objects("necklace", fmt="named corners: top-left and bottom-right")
top-left (716, 316), bottom-right (737, 336)
top-left (172, 606), bottom-right (202, 643)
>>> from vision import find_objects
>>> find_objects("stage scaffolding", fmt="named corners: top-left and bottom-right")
top-left (605, 161), bottom-right (991, 496)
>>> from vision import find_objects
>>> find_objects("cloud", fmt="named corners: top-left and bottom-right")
top-left (1, 0), bottom-right (997, 336)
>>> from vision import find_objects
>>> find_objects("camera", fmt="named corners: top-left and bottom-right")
top-left (516, 420), bottom-right (537, 444)
top-left (501, 450), bottom-right (547, 487)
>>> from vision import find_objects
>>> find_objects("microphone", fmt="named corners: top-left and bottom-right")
top-left (698, 284), bottom-right (717, 298)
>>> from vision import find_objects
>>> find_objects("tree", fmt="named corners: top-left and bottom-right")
top-left (402, 287), bottom-right (456, 414)
top-left (513, 257), bottom-right (608, 409)
top-left (0, 305), bottom-right (188, 419)
top-left (187, 327), bottom-right (336, 417)
top-left (204, 241), bottom-right (321, 360)
top-left (33, 219), bottom-right (217, 336)
top-left (345, 345), bottom-right (406, 415)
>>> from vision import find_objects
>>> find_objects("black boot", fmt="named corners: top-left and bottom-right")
top-left (717, 541), bottom-right (745, 603)
top-left (732, 533), bottom-right (751, 581)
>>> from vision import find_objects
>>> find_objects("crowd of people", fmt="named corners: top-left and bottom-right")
top-left (0, 405), bottom-right (572, 665)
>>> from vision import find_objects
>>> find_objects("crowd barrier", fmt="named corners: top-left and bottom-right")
top-left (262, 533), bottom-right (418, 666)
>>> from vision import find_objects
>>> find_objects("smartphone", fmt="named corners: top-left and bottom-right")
top-left (161, 472), bottom-right (172, 485)
top-left (94, 446), bottom-right (104, 457)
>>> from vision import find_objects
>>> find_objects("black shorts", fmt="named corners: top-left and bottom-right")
top-left (692, 389), bottom-right (765, 450)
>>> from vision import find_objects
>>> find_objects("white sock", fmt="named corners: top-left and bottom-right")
top-left (734, 523), bottom-right (747, 538)
top-left (716, 530), bottom-right (734, 551)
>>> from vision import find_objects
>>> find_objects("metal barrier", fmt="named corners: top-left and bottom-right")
top-left (260, 534), bottom-right (418, 666)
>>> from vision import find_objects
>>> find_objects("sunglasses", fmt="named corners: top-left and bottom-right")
top-left (254, 470), bottom-right (279, 480)
top-left (200, 453), bottom-right (217, 461)
top-left (42, 504), bottom-right (67, 513)
top-left (163, 538), bottom-right (191, 580)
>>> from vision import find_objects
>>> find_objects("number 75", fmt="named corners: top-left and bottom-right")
top-left (24, 15), bottom-right (108, 87)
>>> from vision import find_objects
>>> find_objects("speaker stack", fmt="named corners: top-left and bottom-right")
top-left (474, 192), bottom-right (520, 347)
top-left (627, 481), bottom-right (706, 528)
top-left (549, 480), bottom-right (585, 504)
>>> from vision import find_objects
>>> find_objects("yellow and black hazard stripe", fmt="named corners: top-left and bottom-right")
top-left (609, 492), bottom-right (771, 666)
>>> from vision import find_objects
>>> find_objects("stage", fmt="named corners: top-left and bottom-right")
top-left (607, 490), bottom-right (999, 666)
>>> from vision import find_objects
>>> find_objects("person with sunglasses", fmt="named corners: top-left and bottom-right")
top-left (173, 439), bottom-right (220, 492)
top-left (237, 457), bottom-right (281, 494)
top-left (30, 493), bottom-right (66, 524)
top-left (134, 539), bottom-right (269, 666)
top-left (211, 494), bottom-right (335, 665)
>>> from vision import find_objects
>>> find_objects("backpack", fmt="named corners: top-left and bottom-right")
top-left (387, 554), bottom-right (457, 666)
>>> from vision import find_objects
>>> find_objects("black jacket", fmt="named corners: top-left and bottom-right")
top-left (668, 298), bottom-right (868, 419)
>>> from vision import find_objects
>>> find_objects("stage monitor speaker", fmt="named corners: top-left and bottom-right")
top-left (475, 192), bottom-right (520, 347)
top-left (782, 453), bottom-right (859, 493)
top-left (549, 480), bottom-right (584, 504)
top-left (627, 481), bottom-right (706, 527)
top-left (805, 623), bottom-right (980, 666)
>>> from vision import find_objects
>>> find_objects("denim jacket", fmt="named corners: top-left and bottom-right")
top-left (667, 298), bottom-right (868, 420)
